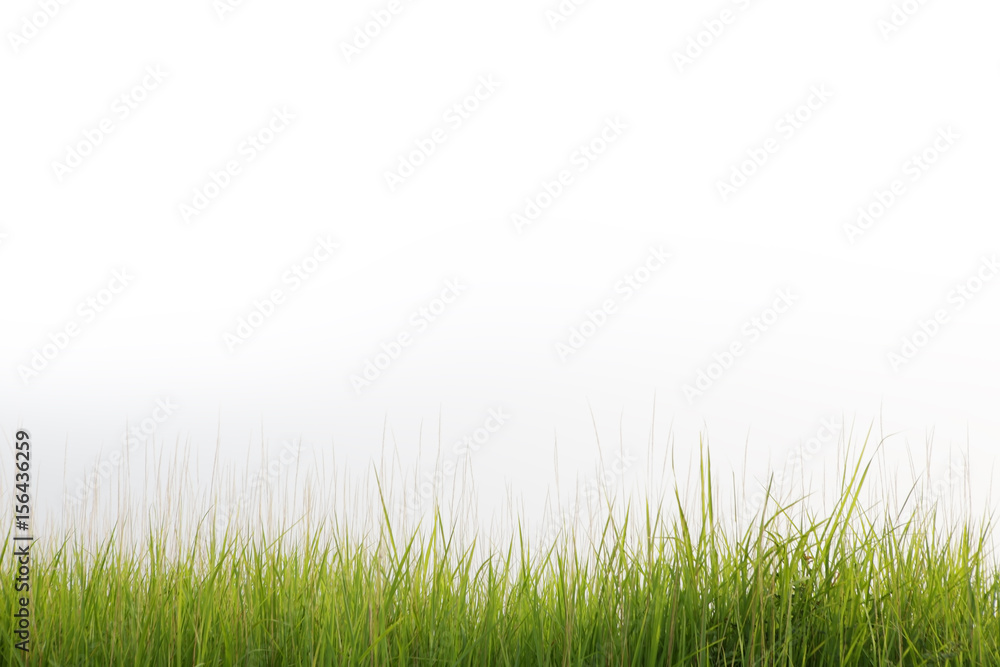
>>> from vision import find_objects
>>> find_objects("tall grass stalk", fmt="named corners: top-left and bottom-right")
top-left (2, 429), bottom-right (998, 665)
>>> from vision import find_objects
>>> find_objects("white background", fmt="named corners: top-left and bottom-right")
top-left (1, 0), bottom-right (998, 521)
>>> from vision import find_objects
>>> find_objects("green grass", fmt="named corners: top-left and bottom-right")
top-left (3, 439), bottom-right (999, 666)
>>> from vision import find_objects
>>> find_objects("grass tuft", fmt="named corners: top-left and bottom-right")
top-left (3, 436), bottom-right (998, 665)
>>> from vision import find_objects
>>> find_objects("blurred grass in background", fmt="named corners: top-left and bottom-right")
top-left (2, 428), bottom-right (998, 666)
